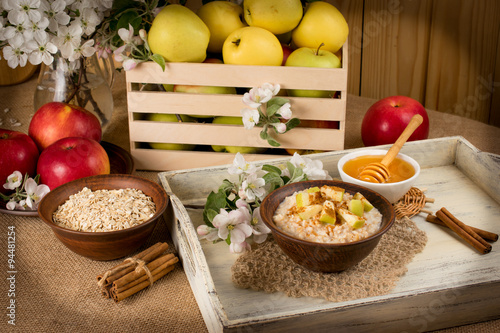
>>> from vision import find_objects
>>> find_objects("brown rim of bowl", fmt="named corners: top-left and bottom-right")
top-left (37, 174), bottom-right (168, 236)
top-left (260, 180), bottom-right (395, 248)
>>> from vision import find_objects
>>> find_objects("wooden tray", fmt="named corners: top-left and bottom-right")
top-left (158, 136), bottom-right (500, 332)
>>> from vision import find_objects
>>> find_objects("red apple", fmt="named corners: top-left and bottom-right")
top-left (37, 137), bottom-right (110, 190)
top-left (361, 95), bottom-right (429, 146)
top-left (29, 102), bottom-right (102, 151)
top-left (281, 43), bottom-right (293, 66)
top-left (0, 129), bottom-right (39, 194)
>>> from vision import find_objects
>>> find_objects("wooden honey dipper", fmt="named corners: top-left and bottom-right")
top-left (358, 114), bottom-right (423, 183)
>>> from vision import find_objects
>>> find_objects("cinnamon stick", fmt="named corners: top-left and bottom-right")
top-left (435, 208), bottom-right (492, 254)
top-left (111, 265), bottom-right (177, 303)
top-left (426, 214), bottom-right (498, 242)
top-left (112, 253), bottom-right (177, 290)
top-left (97, 242), bottom-right (169, 287)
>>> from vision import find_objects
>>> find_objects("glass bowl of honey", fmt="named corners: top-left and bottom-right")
top-left (337, 149), bottom-right (420, 203)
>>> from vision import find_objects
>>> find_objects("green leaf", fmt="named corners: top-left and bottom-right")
top-left (268, 97), bottom-right (290, 108)
top-left (260, 128), bottom-right (269, 140)
top-left (267, 137), bottom-right (281, 147)
top-left (202, 189), bottom-right (229, 225)
top-left (116, 9), bottom-right (140, 30)
top-left (285, 118), bottom-right (301, 132)
top-left (205, 209), bottom-right (219, 226)
top-left (150, 54), bottom-right (166, 71)
top-left (262, 164), bottom-right (282, 175)
top-left (263, 172), bottom-right (284, 191)
top-left (266, 103), bottom-right (281, 117)
top-left (219, 179), bottom-right (235, 195)
top-left (225, 234), bottom-right (231, 245)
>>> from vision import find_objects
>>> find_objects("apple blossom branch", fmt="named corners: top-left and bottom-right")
top-left (241, 83), bottom-right (300, 147)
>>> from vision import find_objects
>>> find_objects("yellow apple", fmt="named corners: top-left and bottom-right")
top-left (285, 45), bottom-right (341, 98)
top-left (197, 1), bottom-right (247, 54)
top-left (243, 0), bottom-right (303, 35)
top-left (223, 26), bottom-right (283, 66)
top-left (174, 83), bottom-right (236, 119)
top-left (148, 5), bottom-right (210, 63)
top-left (211, 116), bottom-right (266, 154)
top-left (292, 1), bottom-right (349, 53)
top-left (146, 113), bottom-right (196, 150)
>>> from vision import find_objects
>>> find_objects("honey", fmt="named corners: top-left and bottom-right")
top-left (343, 155), bottom-right (415, 183)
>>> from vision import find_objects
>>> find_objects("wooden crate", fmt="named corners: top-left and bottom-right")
top-left (125, 42), bottom-right (348, 171)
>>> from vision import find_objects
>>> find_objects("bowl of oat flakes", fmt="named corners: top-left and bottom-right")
top-left (38, 174), bottom-right (168, 261)
top-left (260, 180), bottom-right (395, 272)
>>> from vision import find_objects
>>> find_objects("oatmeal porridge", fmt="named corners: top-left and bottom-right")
top-left (273, 185), bottom-right (382, 243)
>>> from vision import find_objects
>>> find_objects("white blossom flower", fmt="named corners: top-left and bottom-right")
top-left (290, 153), bottom-right (332, 180)
top-left (24, 178), bottom-right (50, 209)
top-left (6, 0), bottom-right (42, 26)
top-left (55, 23), bottom-right (82, 59)
top-left (272, 122), bottom-right (287, 134)
top-left (197, 225), bottom-right (220, 242)
top-left (228, 153), bottom-right (258, 175)
top-left (3, 11), bottom-right (31, 40)
top-left (241, 173), bottom-right (266, 202)
top-left (78, 8), bottom-right (100, 35)
top-left (2, 34), bottom-right (29, 68)
top-left (27, 16), bottom-right (49, 42)
top-left (242, 84), bottom-right (277, 108)
top-left (26, 31), bottom-right (57, 65)
top-left (241, 108), bottom-right (260, 130)
top-left (68, 38), bottom-right (95, 62)
top-left (122, 57), bottom-right (139, 71)
top-left (39, 0), bottom-right (71, 32)
top-left (278, 102), bottom-right (292, 119)
top-left (250, 207), bottom-right (271, 243)
top-left (229, 241), bottom-right (250, 253)
top-left (212, 208), bottom-right (253, 244)
top-left (3, 171), bottom-right (23, 190)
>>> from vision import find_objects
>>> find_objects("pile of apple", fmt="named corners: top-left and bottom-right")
top-left (0, 102), bottom-right (110, 194)
top-left (144, 0), bottom-right (349, 154)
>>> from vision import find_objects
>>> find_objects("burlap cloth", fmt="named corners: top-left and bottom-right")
top-left (232, 217), bottom-right (427, 302)
top-left (1, 71), bottom-right (499, 332)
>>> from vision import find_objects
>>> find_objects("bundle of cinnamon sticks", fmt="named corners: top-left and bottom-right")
top-left (426, 208), bottom-right (498, 254)
top-left (97, 242), bottom-right (178, 302)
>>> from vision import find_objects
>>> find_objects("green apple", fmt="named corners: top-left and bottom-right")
top-left (243, 0), bottom-right (303, 35)
top-left (353, 192), bottom-right (374, 212)
top-left (148, 5), bottom-right (210, 63)
top-left (338, 208), bottom-right (365, 229)
top-left (320, 185), bottom-right (344, 202)
top-left (211, 116), bottom-right (266, 153)
top-left (292, 1), bottom-right (349, 54)
top-left (162, 84), bottom-right (174, 92)
top-left (348, 199), bottom-right (364, 217)
top-left (296, 191), bottom-right (321, 207)
top-left (146, 113), bottom-right (196, 151)
top-left (223, 26), bottom-right (283, 66)
top-left (285, 44), bottom-right (341, 98)
top-left (297, 204), bottom-right (323, 220)
top-left (197, 1), bottom-right (247, 54)
top-left (319, 200), bottom-right (337, 224)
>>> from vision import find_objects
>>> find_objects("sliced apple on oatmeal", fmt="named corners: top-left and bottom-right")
top-left (296, 191), bottom-right (321, 207)
top-left (353, 192), bottom-right (374, 212)
top-left (320, 185), bottom-right (345, 202)
top-left (297, 204), bottom-right (323, 220)
top-left (348, 199), bottom-right (364, 217)
top-left (338, 207), bottom-right (365, 229)
top-left (319, 200), bottom-right (337, 224)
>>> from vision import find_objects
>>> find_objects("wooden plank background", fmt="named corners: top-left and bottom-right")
top-left (327, 0), bottom-right (500, 127)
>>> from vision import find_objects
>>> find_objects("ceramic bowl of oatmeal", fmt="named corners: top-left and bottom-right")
top-left (260, 180), bottom-right (395, 272)
top-left (338, 149), bottom-right (420, 203)
top-left (38, 174), bottom-right (168, 261)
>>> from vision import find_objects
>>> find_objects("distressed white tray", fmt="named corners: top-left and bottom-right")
top-left (159, 136), bottom-right (500, 332)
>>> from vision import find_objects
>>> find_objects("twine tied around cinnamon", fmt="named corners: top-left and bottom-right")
top-left (98, 257), bottom-right (155, 288)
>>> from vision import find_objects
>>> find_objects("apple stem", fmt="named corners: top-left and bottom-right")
top-left (315, 43), bottom-right (325, 56)
top-left (232, 39), bottom-right (241, 47)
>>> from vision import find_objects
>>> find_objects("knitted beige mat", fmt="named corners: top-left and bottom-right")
top-left (231, 217), bottom-right (427, 302)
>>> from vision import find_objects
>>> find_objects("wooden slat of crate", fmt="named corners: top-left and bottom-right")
top-left (126, 42), bottom-right (348, 171)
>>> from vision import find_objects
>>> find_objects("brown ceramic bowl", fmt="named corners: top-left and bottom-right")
top-left (260, 180), bottom-right (395, 273)
top-left (38, 174), bottom-right (168, 261)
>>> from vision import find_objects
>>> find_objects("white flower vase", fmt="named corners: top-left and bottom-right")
top-left (33, 53), bottom-right (115, 131)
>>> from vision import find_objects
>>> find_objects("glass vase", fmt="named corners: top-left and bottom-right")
top-left (33, 53), bottom-right (115, 131)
